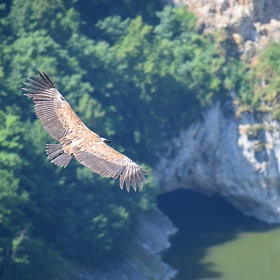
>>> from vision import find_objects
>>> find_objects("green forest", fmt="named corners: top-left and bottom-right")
top-left (1, 0), bottom-right (280, 279)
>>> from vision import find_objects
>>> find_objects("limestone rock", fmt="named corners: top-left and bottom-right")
top-left (155, 103), bottom-right (280, 223)
top-left (169, 0), bottom-right (280, 57)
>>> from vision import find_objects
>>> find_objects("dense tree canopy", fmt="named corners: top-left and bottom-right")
top-left (1, 0), bottom-right (278, 279)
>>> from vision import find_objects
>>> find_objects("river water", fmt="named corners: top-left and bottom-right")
top-left (157, 189), bottom-right (280, 280)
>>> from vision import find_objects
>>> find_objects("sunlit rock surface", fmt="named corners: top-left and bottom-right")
top-left (155, 102), bottom-right (280, 223)
top-left (167, 0), bottom-right (280, 57)
top-left (62, 209), bottom-right (177, 280)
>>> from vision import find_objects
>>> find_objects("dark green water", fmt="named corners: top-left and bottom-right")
top-left (157, 189), bottom-right (280, 280)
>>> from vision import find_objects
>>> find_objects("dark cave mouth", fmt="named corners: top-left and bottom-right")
top-left (157, 189), bottom-right (276, 233)
top-left (157, 189), bottom-right (244, 230)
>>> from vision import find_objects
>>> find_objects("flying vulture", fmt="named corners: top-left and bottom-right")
top-left (22, 71), bottom-right (148, 192)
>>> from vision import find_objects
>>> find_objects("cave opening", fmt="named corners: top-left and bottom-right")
top-left (157, 189), bottom-right (277, 280)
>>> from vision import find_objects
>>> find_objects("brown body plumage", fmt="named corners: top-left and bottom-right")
top-left (22, 71), bottom-right (148, 192)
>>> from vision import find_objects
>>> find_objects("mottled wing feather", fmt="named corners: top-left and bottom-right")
top-left (134, 172), bottom-right (143, 189)
top-left (75, 142), bottom-right (147, 191)
top-left (22, 71), bottom-right (86, 141)
top-left (75, 151), bottom-right (122, 178)
top-left (120, 173), bottom-right (125, 190)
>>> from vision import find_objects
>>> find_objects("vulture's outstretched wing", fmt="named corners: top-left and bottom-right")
top-left (75, 146), bottom-right (148, 191)
top-left (22, 71), bottom-right (86, 141)
top-left (23, 71), bottom-right (148, 191)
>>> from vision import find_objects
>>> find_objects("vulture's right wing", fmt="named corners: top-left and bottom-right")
top-left (74, 142), bottom-right (148, 191)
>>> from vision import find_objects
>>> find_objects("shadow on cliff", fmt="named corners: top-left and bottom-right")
top-left (157, 189), bottom-right (278, 280)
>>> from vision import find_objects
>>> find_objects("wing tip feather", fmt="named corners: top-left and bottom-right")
top-left (118, 164), bottom-right (148, 192)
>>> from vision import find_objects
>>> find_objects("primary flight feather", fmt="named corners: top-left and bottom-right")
top-left (22, 71), bottom-right (148, 192)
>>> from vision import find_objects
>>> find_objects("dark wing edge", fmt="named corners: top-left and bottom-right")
top-left (75, 151), bottom-right (148, 192)
top-left (22, 71), bottom-right (68, 141)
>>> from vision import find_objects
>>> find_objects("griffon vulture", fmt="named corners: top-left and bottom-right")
top-left (22, 71), bottom-right (148, 192)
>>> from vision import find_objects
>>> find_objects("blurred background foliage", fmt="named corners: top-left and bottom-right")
top-left (0, 0), bottom-right (279, 279)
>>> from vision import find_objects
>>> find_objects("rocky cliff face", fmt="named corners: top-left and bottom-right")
top-left (171, 0), bottom-right (280, 57)
top-left (119, 4), bottom-right (280, 280)
top-left (155, 102), bottom-right (280, 223)
top-left (153, 0), bottom-right (280, 224)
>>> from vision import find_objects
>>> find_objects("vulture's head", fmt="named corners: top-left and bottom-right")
top-left (101, 137), bottom-right (110, 144)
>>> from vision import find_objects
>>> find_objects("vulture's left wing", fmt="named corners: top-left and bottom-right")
top-left (22, 71), bottom-right (94, 142)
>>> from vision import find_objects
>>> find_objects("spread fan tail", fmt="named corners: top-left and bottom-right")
top-left (46, 144), bottom-right (72, 168)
